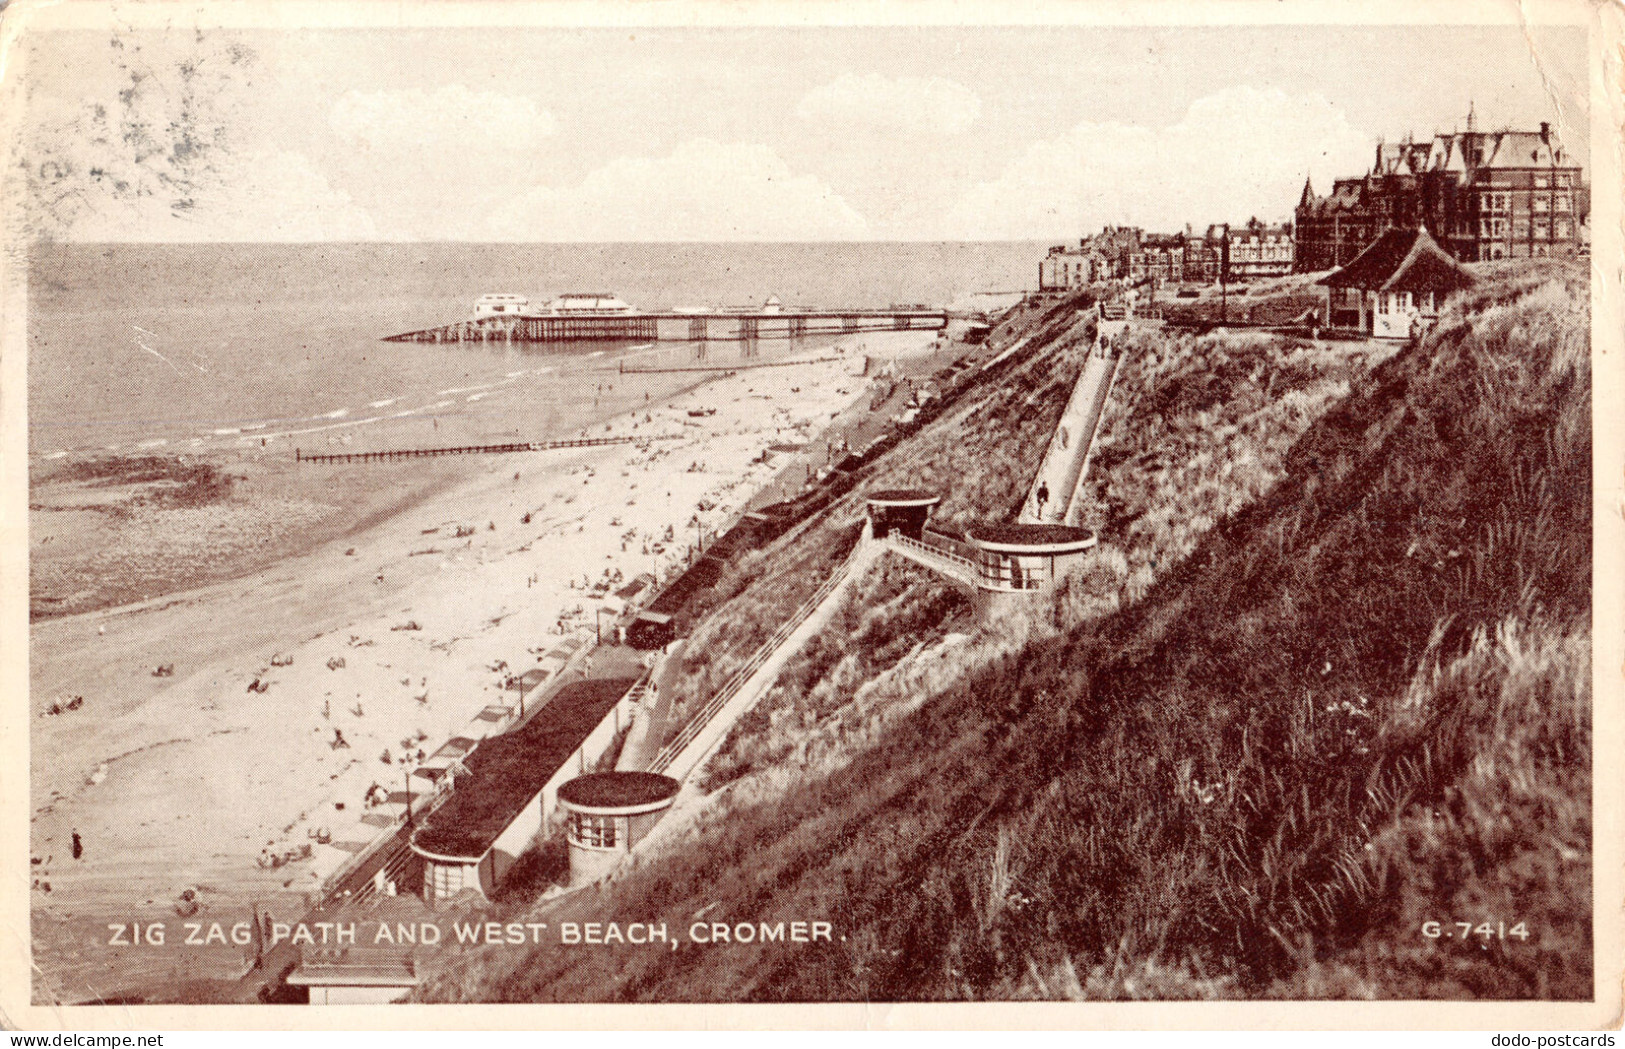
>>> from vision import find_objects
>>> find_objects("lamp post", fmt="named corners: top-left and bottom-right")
top-left (404, 768), bottom-right (413, 827)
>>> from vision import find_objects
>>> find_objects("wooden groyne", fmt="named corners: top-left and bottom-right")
top-left (294, 434), bottom-right (672, 465)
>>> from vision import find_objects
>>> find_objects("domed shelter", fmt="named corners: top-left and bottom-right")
top-left (965, 522), bottom-right (1098, 593)
top-left (558, 772), bottom-right (681, 887)
top-left (864, 489), bottom-right (941, 541)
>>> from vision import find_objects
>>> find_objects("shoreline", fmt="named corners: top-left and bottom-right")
top-left (28, 332), bottom-right (928, 999)
top-left (27, 340), bottom-right (799, 623)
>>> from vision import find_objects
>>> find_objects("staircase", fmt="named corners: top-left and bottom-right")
top-left (1021, 331), bottom-right (1122, 526)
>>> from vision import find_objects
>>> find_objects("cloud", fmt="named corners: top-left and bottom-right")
top-left (797, 74), bottom-right (982, 136)
top-left (64, 149), bottom-right (378, 242)
top-left (943, 87), bottom-right (1373, 240)
top-left (486, 139), bottom-right (869, 241)
top-left (329, 85), bottom-right (556, 156)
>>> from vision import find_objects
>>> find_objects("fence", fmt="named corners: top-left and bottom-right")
top-left (885, 532), bottom-right (980, 588)
top-left (647, 541), bottom-right (864, 776)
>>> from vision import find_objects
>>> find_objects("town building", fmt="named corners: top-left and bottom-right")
top-left (1038, 243), bottom-right (1107, 291)
top-left (1045, 222), bottom-right (1292, 290)
top-left (1318, 225), bottom-right (1475, 339)
top-left (1225, 221), bottom-right (1295, 279)
top-left (1296, 115), bottom-right (1586, 270)
top-left (1128, 233), bottom-right (1187, 284)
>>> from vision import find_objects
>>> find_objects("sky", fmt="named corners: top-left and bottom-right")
top-left (15, 21), bottom-right (1592, 242)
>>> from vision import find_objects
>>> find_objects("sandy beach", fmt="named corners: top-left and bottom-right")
top-left (28, 332), bottom-right (932, 998)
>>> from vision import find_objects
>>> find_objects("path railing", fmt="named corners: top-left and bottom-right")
top-left (885, 531), bottom-right (980, 589)
top-left (648, 542), bottom-right (864, 775)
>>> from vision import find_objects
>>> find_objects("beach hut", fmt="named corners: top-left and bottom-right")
top-left (285, 946), bottom-right (417, 1004)
top-left (408, 678), bottom-right (643, 904)
top-left (626, 611), bottom-right (676, 650)
top-left (1318, 225), bottom-right (1475, 339)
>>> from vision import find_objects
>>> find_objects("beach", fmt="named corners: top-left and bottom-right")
top-left (28, 331), bottom-right (929, 999)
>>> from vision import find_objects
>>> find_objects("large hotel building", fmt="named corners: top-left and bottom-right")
top-left (1294, 116), bottom-right (1586, 271)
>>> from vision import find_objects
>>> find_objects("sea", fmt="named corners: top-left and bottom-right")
top-left (26, 242), bottom-right (1044, 458)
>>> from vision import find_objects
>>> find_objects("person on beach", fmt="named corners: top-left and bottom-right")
top-left (332, 728), bottom-right (349, 750)
top-left (71, 830), bottom-right (83, 861)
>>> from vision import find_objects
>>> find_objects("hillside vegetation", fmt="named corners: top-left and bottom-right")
top-left (418, 260), bottom-right (1589, 1001)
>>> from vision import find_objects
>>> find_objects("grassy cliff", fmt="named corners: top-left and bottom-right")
top-left (417, 260), bottom-right (1589, 1001)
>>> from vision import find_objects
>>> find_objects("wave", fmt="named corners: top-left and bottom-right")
top-left (437, 382), bottom-right (498, 396)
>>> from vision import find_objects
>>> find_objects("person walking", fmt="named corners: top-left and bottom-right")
top-left (71, 830), bottom-right (83, 861)
top-left (1035, 481), bottom-right (1050, 519)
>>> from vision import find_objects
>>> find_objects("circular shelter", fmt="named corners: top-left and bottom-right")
top-left (557, 772), bottom-right (680, 887)
top-left (965, 522), bottom-right (1098, 593)
top-left (864, 489), bottom-right (941, 541)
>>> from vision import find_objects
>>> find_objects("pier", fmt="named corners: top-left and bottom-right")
top-left (383, 308), bottom-right (948, 345)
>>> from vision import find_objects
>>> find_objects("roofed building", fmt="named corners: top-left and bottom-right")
top-left (1039, 243), bottom-right (1107, 291)
top-left (1296, 115), bottom-right (1585, 270)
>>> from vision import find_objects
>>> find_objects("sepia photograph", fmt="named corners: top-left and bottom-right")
top-left (1, 0), bottom-right (1617, 1029)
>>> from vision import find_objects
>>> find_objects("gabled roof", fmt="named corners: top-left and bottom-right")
top-left (1318, 226), bottom-right (1476, 293)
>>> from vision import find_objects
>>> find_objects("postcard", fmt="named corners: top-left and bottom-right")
top-left (1, 0), bottom-right (1618, 1031)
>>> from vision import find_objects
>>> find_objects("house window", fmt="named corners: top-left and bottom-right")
top-left (1555, 219), bottom-right (1572, 239)
top-left (1533, 197), bottom-right (1549, 213)
top-left (1534, 220), bottom-right (1551, 239)
top-left (1377, 295), bottom-right (1389, 315)
top-left (1398, 291), bottom-right (1412, 312)
top-left (1534, 174), bottom-right (1551, 188)
top-left (1555, 173), bottom-right (1572, 188)
top-left (1421, 291), bottom-right (1435, 312)
top-left (1555, 195), bottom-right (1571, 212)
top-left (568, 812), bottom-right (619, 849)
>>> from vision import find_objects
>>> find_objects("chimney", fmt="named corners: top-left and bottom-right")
top-left (1540, 121), bottom-right (1551, 143)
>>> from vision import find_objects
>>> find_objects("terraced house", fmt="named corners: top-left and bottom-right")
top-left (1295, 114), bottom-right (1587, 270)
